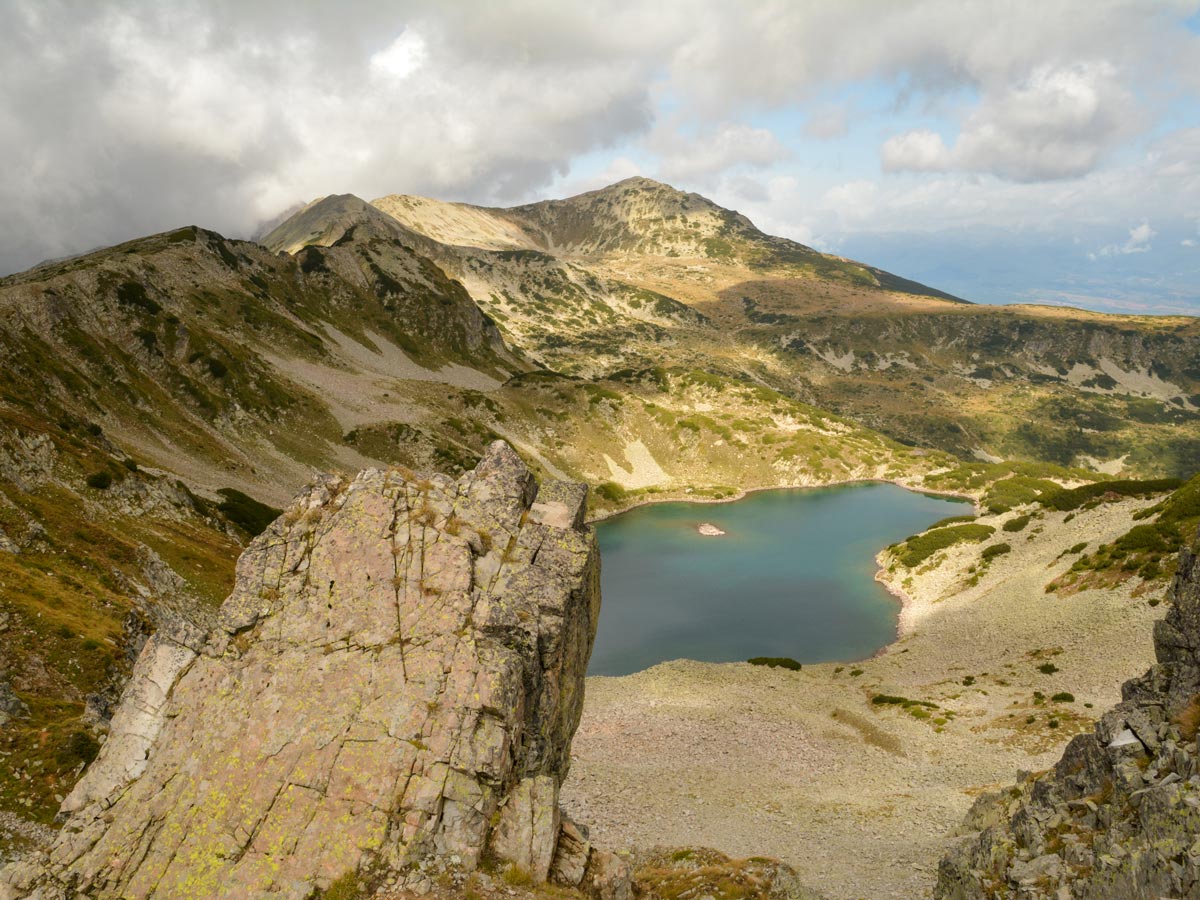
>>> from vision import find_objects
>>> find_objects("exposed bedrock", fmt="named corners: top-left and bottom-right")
top-left (2, 441), bottom-right (627, 900)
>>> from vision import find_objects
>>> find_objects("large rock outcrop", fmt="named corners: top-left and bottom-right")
top-left (2, 442), bottom-right (624, 899)
top-left (938, 536), bottom-right (1200, 899)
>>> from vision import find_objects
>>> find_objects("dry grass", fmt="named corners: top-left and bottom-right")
top-left (1173, 695), bottom-right (1200, 741)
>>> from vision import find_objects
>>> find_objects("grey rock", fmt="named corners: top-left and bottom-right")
top-left (490, 775), bottom-right (561, 882)
top-left (1, 442), bottom-right (605, 899)
top-left (549, 816), bottom-right (591, 887)
top-left (0, 681), bottom-right (28, 727)
top-left (585, 848), bottom-right (633, 900)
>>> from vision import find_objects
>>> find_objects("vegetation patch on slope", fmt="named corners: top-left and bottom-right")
top-left (1050, 474), bottom-right (1200, 593)
top-left (892, 523), bottom-right (996, 568)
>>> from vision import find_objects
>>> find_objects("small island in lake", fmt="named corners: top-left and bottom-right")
top-left (697, 523), bottom-right (726, 536)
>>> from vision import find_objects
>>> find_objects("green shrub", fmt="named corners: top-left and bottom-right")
top-left (1051, 692), bottom-right (1075, 703)
top-left (115, 280), bottom-right (162, 315)
top-left (897, 523), bottom-right (996, 568)
top-left (1037, 662), bottom-right (1059, 675)
top-left (86, 471), bottom-right (112, 490)
top-left (595, 481), bottom-right (627, 502)
top-left (871, 694), bottom-right (937, 709)
top-left (1061, 475), bottom-right (1200, 588)
top-left (982, 542), bottom-right (1012, 561)
top-left (1041, 478), bottom-right (1182, 512)
top-left (57, 731), bottom-right (100, 767)
top-left (1003, 514), bottom-right (1031, 533)
top-left (321, 871), bottom-right (360, 900)
top-left (927, 514), bottom-right (976, 530)
top-left (748, 656), bottom-right (802, 671)
top-left (984, 476), bottom-right (1060, 513)
top-left (502, 864), bottom-right (534, 887)
top-left (217, 488), bottom-right (282, 537)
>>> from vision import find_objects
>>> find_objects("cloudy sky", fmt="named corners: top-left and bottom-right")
top-left (3, 1), bottom-right (1198, 313)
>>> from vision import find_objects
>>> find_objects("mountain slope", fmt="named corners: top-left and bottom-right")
top-left (302, 178), bottom-right (1200, 475)
top-left (375, 177), bottom-right (966, 300)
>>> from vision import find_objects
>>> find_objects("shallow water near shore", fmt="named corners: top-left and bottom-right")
top-left (590, 483), bottom-right (969, 676)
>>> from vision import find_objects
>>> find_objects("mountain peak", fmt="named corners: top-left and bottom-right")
top-left (598, 175), bottom-right (677, 192)
top-left (259, 193), bottom-right (380, 254)
top-left (499, 177), bottom-right (761, 257)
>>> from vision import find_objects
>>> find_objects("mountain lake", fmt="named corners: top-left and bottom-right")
top-left (589, 482), bottom-right (971, 676)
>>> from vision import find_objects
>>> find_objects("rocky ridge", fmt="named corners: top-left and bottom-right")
top-left (1, 442), bottom-right (628, 900)
top-left (937, 530), bottom-right (1200, 899)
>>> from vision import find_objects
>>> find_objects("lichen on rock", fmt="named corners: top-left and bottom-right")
top-left (1, 441), bottom-right (627, 900)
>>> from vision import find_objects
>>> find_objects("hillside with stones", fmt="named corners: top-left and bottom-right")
top-left (937, 530), bottom-right (1200, 899)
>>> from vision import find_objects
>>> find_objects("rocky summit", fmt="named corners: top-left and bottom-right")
top-left (937, 532), bottom-right (1200, 900)
top-left (1, 441), bottom-right (627, 900)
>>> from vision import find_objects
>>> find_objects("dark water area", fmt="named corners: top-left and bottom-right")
top-left (589, 483), bottom-right (970, 676)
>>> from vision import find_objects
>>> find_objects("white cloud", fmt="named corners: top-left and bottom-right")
top-left (1090, 220), bottom-right (1156, 259)
top-left (654, 122), bottom-right (787, 182)
top-left (883, 63), bottom-right (1137, 181)
top-left (0, 0), bottom-right (1197, 276)
top-left (0, 0), bottom-right (669, 271)
top-left (665, 1), bottom-right (1200, 114)
top-left (803, 107), bottom-right (848, 140)
top-left (881, 130), bottom-right (951, 172)
top-left (369, 29), bottom-right (426, 80)
top-left (724, 125), bottom-right (1200, 261)
top-left (555, 157), bottom-right (643, 196)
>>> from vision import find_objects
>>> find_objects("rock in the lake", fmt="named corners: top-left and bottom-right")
top-left (1, 442), bottom-right (628, 900)
top-left (937, 536), bottom-right (1200, 900)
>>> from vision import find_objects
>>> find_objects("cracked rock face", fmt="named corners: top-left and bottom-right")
top-left (937, 536), bottom-right (1200, 900)
top-left (2, 442), bottom-right (606, 899)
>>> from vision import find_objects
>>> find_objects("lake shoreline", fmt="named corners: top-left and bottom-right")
top-left (586, 476), bottom-right (979, 525)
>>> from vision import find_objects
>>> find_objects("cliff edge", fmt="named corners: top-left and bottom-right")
top-left (938, 532), bottom-right (1200, 899)
top-left (2, 442), bottom-right (624, 899)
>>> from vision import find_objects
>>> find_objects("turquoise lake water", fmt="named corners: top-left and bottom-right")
top-left (589, 483), bottom-right (969, 676)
